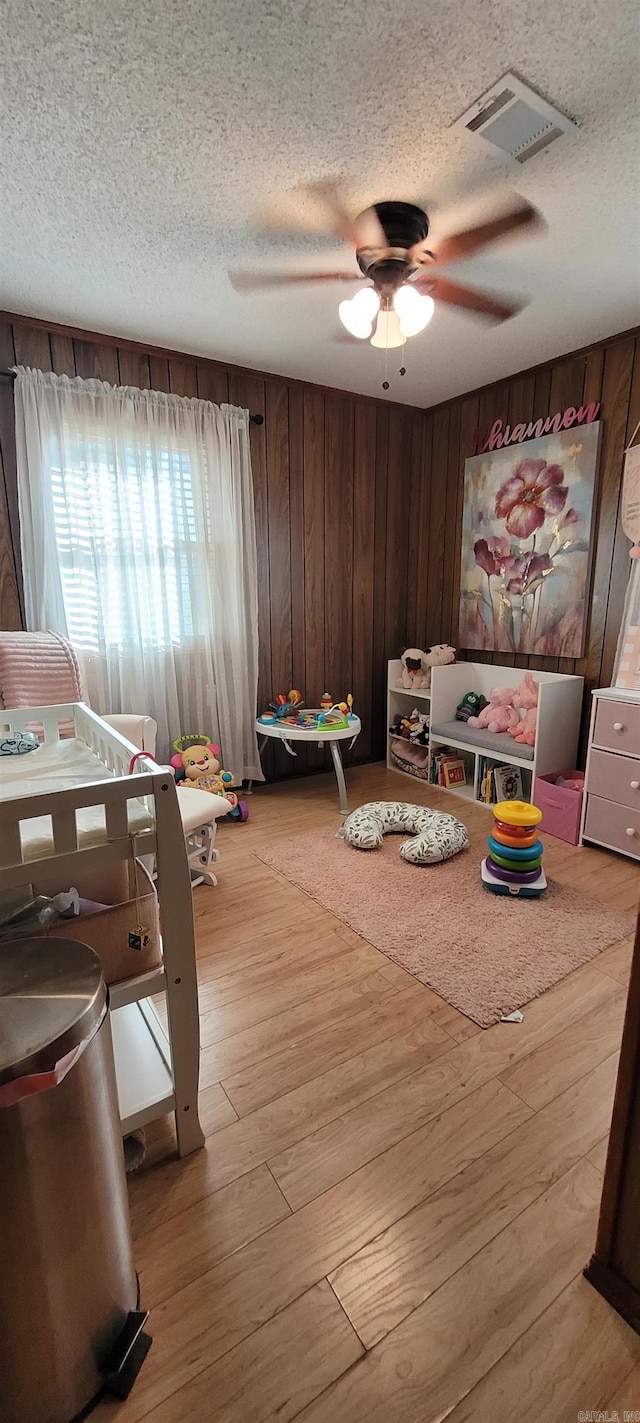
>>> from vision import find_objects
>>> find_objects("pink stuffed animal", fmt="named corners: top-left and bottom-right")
top-left (468, 686), bottom-right (519, 735)
top-left (509, 672), bottom-right (539, 746)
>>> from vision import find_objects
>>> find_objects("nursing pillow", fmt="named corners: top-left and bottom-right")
top-left (342, 801), bottom-right (468, 865)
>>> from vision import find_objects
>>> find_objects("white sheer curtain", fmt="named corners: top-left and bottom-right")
top-left (14, 367), bottom-right (263, 778)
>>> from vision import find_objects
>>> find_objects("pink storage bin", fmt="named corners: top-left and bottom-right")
top-left (534, 770), bottom-right (584, 845)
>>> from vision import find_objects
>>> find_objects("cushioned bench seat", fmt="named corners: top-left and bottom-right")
top-left (430, 720), bottom-right (535, 762)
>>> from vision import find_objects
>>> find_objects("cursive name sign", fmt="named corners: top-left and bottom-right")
top-left (473, 401), bottom-right (601, 456)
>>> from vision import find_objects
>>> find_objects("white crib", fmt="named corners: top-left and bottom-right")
top-left (0, 702), bottom-right (204, 1157)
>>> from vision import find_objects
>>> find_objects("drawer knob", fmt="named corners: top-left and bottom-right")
top-left (631, 781), bottom-right (640, 791)
top-left (626, 827), bottom-right (636, 838)
top-left (613, 721), bottom-right (625, 732)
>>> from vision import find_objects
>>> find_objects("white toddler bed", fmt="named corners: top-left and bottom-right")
top-left (0, 702), bottom-right (204, 1157)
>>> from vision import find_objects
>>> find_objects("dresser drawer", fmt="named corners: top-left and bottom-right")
top-left (584, 795), bottom-right (640, 859)
top-left (587, 748), bottom-right (640, 810)
top-left (593, 699), bottom-right (640, 757)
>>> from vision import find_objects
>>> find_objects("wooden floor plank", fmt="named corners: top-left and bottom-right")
top-left (586, 1134), bottom-right (610, 1174)
top-left (198, 970), bottom-right (396, 1087)
top-left (127, 1282), bottom-right (363, 1423)
top-left (269, 967), bottom-right (621, 1209)
top-left (222, 982), bottom-right (451, 1116)
top-left (199, 941), bottom-right (387, 1046)
top-left (295, 1161), bottom-right (604, 1423)
top-left (134, 1164), bottom-right (290, 1307)
top-left (444, 1274), bottom-right (640, 1423)
top-left (329, 1053), bottom-right (618, 1347)
top-left (197, 1081), bottom-right (237, 1134)
top-left (190, 1011), bottom-right (452, 1195)
top-left (604, 1359), bottom-right (640, 1411)
top-left (595, 936), bottom-right (634, 986)
top-left (117, 1082), bottom-right (527, 1421)
top-left (499, 989), bottom-right (627, 1110)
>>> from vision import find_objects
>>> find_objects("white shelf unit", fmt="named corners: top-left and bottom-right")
top-left (386, 660), bottom-right (431, 782)
top-left (387, 659), bottom-right (584, 809)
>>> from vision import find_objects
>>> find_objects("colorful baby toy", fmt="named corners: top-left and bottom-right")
top-left (259, 691), bottom-right (355, 732)
top-left (481, 800), bottom-right (546, 897)
top-left (171, 734), bottom-right (249, 820)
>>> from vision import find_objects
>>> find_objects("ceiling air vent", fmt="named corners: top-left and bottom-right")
top-left (451, 71), bottom-right (580, 163)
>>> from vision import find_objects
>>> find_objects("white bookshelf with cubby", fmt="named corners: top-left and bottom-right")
top-left (387, 658), bottom-right (583, 808)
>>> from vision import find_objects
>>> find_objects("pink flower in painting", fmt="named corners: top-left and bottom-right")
top-left (495, 459), bottom-right (568, 538)
top-left (473, 535), bottom-right (511, 577)
top-left (503, 552), bottom-right (553, 596)
top-left (559, 506), bottom-right (579, 529)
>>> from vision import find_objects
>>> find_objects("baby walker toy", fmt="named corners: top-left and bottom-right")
top-left (481, 800), bottom-right (546, 897)
top-left (170, 734), bottom-right (249, 821)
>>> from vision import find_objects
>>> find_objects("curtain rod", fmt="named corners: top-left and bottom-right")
top-left (0, 369), bottom-right (264, 424)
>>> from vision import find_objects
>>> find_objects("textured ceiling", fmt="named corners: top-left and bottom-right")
top-left (1, 0), bottom-right (639, 407)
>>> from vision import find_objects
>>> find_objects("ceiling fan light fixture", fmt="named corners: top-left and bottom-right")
top-left (393, 284), bottom-right (435, 336)
top-left (338, 286), bottom-right (380, 338)
top-left (370, 307), bottom-right (405, 349)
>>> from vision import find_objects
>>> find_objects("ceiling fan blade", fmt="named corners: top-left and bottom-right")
top-left (430, 200), bottom-right (543, 266)
top-left (307, 183), bottom-right (387, 250)
top-left (230, 269), bottom-right (363, 292)
top-left (415, 273), bottom-right (525, 322)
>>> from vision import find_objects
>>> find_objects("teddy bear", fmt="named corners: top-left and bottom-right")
top-left (171, 739), bottom-right (240, 808)
top-left (398, 648), bottom-right (431, 689)
top-left (468, 686), bottom-right (519, 734)
top-left (397, 644), bottom-right (456, 690)
top-left (509, 672), bottom-right (539, 746)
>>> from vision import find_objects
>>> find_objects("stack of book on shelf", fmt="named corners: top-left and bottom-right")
top-left (430, 747), bottom-right (467, 789)
top-left (478, 759), bottom-right (523, 804)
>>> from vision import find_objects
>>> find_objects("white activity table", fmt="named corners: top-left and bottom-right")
top-left (252, 714), bottom-right (361, 814)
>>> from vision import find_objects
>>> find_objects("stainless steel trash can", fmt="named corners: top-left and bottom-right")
top-left (0, 938), bottom-right (149, 1423)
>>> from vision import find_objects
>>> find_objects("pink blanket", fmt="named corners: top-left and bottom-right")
top-left (0, 631), bottom-right (82, 733)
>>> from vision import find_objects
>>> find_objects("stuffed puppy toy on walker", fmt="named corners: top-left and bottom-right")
top-left (171, 734), bottom-right (249, 821)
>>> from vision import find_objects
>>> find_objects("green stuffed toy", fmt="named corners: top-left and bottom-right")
top-left (456, 691), bottom-right (488, 723)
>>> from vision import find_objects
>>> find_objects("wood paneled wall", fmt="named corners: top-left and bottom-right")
top-left (416, 329), bottom-right (640, 758)
top-left (0, 311), bottom-right (638, 774)
top-left (0, 313), bottom-right (424, 777)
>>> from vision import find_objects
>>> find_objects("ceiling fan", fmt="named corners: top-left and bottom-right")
top-left (230, 182), bottom-right (543, 351)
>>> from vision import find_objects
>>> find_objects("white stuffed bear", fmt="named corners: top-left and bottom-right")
top-left (423, 644), bottom-right (456, 689)
top-left (397, 644), bottom-right (455, 691)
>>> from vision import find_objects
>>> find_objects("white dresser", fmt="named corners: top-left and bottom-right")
top-left (581, 687), bottom-right (640, 860)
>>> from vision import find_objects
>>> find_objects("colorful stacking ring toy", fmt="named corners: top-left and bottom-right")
top-left (481, 800), bottom-right (546, 898)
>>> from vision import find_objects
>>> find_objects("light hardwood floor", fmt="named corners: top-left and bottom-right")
top-left (102, 764), bottom-right (640, 1423)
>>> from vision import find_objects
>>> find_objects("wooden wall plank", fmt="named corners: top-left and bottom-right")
top-left (384, 408), bottom-right (412, 659)
top-left (440, 401), bottom-right (461, 648)
top-left (169, 360), bottom-right (198, 398)
top-left (197, 365), bottom-right (229, 404)
top-left (13, 325), bottom-right (53, 371)
top-left (324, 393), bottom-right (354, 740)
top-left (352, 402), bottom-right (377, 761)
top-left (288, 386), bottom-right (307, 776)
top-left (414, 414), bottom-right (432, 651)
top-left (50, 335), bottom-right (76, 377)
top-left (451, 394), bottom-right (480, 658)
top-left (371, 406), bottom-right (389, 760)
top-left (149, 356), bottom-right (171, 393)
top-left (73, 338), bottom-right (118, 382)
top-left (0, 321), bottom-right (24, 619)
top-left (118, 349), bottom-right (151, 388)
top-left (425, 407), bottom-right (449, 648)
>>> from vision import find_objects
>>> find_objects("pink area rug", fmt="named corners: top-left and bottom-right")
top-left (253, 829), bottom-right (634, 1027)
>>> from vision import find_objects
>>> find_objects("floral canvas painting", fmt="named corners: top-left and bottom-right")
top-left (459, 422), bottom-right (601, 657)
